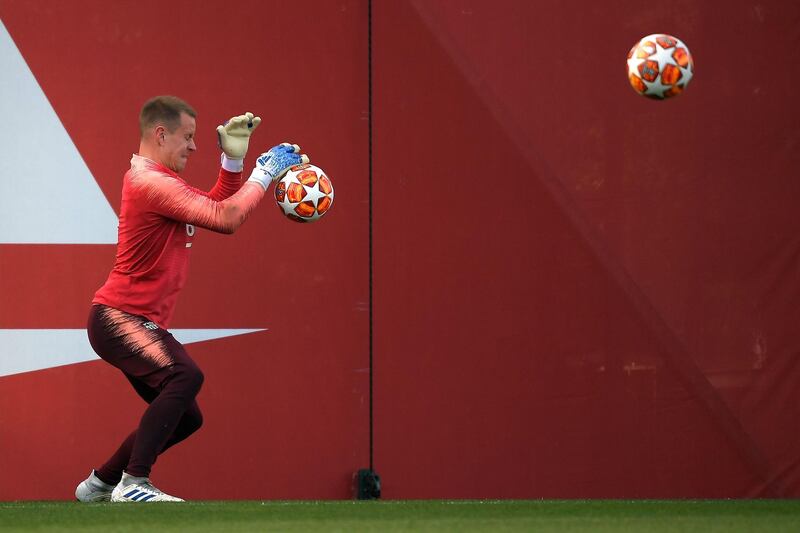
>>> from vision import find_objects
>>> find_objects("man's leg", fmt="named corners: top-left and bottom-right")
top-left (89, 401), bottom-right (202, 499)
top-left (124, 339), bottom-right (204, 478)
top-left (94, 400), bottom-right (203, 486)
top-left (81, 305), bottom-right (204, 501)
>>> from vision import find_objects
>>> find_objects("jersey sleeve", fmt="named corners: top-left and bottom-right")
top-left (207, 167), bottom-right (243, 201)
top-left (132, 169), bottom-right (265, 234)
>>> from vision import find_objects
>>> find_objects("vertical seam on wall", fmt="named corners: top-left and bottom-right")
top-left (368, 0), bottom-right (374, 472)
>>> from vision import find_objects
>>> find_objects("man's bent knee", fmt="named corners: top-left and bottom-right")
top-left (162, 364), bottom-right (204, 398)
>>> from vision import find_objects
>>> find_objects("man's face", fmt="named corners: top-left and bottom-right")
top-left (160, 112), bottom-right (197, 173)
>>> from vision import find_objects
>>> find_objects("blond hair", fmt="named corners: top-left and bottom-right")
top-left (139, 95), bottom-right (196, 137)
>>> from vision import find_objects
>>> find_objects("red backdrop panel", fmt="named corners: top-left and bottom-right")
top-left (373, 0), bottom-right (800, 498)
top-left (0, 0), bottom-right (369, 499)
top-left (2, 0), bottom-right (800, 500)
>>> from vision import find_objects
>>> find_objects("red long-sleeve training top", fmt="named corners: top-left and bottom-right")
top-left (93, 154), bottom-right (264, 328)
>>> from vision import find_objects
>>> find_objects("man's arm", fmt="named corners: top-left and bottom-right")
top-left (135, 173), bottom-right (263, 234)
top-left (207, 166), bottom-right (244, 202)
top-left (205, 111), bottom-right (262, 202)
top-left (136, 144), bottom-right (309, 234)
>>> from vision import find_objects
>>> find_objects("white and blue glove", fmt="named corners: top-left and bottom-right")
top-left (217, 112), bottom-right (261, 172)
top-left (247, 143), bottom-right (310, 190)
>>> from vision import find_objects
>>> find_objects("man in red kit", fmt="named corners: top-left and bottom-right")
top-left (75, 95), bottom-right (308, 502)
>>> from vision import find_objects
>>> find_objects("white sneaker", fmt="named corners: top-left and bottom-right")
top-left (110, 473), bottom-right (184, 502)
top-left (75, 470), bottom-right (116, 502)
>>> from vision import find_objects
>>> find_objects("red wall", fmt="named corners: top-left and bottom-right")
top-left (1, 0), bottom-right (800, 499)
top-left (373, 0), bottom-right (800, 498)
top-left (0, 0), bottom-right (370, 500)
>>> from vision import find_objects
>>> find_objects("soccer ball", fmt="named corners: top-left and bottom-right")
top-left (274, 164), bottom-right (334, 223)
top-left (627, 34), bottom-right (694, 99)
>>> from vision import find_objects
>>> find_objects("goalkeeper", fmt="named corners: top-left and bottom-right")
top-left (75, 95), bottom-right (307, 503)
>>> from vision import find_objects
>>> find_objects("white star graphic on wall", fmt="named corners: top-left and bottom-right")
top-left (0, 20), bottom-right (265, 378)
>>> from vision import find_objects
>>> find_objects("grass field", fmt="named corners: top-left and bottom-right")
top-left (1, 500), bottom-right (799, 532)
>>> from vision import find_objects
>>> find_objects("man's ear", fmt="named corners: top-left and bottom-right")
top-left (154, 125), bottom-right (167, 146)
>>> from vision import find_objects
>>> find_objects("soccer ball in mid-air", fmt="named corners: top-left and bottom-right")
top-left (274, 164), bottom-right (334, 223)
top-left (627, 34), bottom-right (694, 99)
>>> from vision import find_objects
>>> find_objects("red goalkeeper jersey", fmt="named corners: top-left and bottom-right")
top-left (93, 154), bottom-right (264, 328)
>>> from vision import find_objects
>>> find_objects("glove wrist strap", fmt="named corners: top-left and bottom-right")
top-left (220, 153), bottom-right (244, 173)
top-left (246, 177), bottom-right (268, 191)
top-left (247, 168), bottom-right (271, 191)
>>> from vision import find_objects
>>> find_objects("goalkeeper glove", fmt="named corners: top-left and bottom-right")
top-left (247, 143), bottom-right (310, 190)
top-left (217, 112), bottom-right (262, 171)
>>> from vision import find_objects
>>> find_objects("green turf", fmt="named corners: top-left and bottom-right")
top-left (1, 500), bottom-right (799, 532)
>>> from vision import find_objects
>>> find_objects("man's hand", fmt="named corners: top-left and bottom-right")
top-left (247, 143), bottom-right (310, 191)
top-left (217, 112), bottom-right (262, 160)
